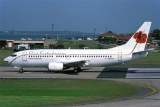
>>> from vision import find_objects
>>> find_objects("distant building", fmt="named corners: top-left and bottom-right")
top-left (76, 37), bottom-right (93, 40)
top-left (98, 32), bottom-right (131, 44)
top-left (77, 38), bottom-right (82, 40)
top-left (152, 40), bottom-right (160, 48)
top-left (0, 40), bottom-right (7, 48)
top-left (87, 37), bottom-right (93, 40)
top-left (14, 39), bottom-right (44, 45)
top-left (14, 44), bottom-right (30, 52)
top-left (116, 35), bottom-right (131, 43)
top-left (0, 38), bottom-right (57, 49)
top-left (99, 32), bottom-right (160, 48)
top-left (6, 40), bottom-right (14, 48)
top-left (0, 39), bottom-right (14, 48)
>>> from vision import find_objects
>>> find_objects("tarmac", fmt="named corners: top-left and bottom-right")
top-left (0, 66), bottom-right (160, 107)
top-left (1, 66), bottom-right (160, 79)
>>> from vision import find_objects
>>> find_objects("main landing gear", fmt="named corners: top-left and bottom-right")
top-left (74, 67), bottom-right (82, 73)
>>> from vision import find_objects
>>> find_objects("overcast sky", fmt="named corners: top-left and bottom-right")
top-left (0, 0), bottom-right (159, 33)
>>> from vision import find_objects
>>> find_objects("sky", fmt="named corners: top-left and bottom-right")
top-left (0, 0), bottom-right (159, 33)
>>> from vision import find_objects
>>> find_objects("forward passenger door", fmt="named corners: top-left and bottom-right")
top-left (22, 52), bottom-right (27, 61)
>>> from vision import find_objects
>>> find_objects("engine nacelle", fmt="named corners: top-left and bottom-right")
top-left (48, 62), bottom-right (63, 71)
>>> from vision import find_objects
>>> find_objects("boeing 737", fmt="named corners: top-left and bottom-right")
top-left (4, 22), bottom-right (153, 73)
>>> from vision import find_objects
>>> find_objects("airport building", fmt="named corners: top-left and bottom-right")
top-left (0, 38), bottom-right (57, 49)
top-left (0, 39), bottom-right (14, 49)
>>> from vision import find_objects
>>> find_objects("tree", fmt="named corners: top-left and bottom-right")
top-left (104, 37), bottom-right (114, 43)
top-left (107, 31), bottom-right (113, 33)
top-left (152, 29), bottom-right (160, 39)
top-left (49, 44), bottom-right (55, 49)
top-left (79, 44), bottom-right (85, 49)
top-left (34, 44), bottom-right (43, 49)
top-left (98, 44), bottom-right (103, 49)
top-left (56, 45), bottom-right (64, 49)
top-left (43, 36), bottom-right (51, 39)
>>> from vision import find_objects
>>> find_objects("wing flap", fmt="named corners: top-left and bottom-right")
top-left (64, 60), bottom-right (87, 67)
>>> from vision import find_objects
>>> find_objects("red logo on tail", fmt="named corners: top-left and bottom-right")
top-left (133, 31), bottom-right (147, 43)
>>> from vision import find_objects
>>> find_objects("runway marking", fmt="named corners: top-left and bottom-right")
top-left (128, 68), bottom-right (160, 71)
top-left (97, 79), bottom-right (157, 103)
top-left (118, 81), bottom-right (157, 100)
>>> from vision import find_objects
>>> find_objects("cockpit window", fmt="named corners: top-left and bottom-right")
top-left (11, 54), bottom-right (17, 57)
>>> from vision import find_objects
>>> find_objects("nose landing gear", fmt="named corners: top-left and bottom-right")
top-left (19, 68), bottom-right (24, 73)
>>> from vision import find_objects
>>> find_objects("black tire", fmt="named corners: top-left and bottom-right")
top-left (74, 68), bottom-right (78, 73)
top-left (74, 67), bottom-right (81, 73)
top-left (77, 67), bottom-right (82, 72)
top-left (19, 69), bottom-right (24, 73)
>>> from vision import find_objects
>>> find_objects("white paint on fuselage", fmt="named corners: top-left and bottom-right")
top-left (7, 48), bottom-right (133, 68)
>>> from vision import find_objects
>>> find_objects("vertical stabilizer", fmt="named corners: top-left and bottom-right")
top-left (124, 22), bottom-right (152, 53)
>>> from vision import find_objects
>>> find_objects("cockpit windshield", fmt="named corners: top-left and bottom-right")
top-left (11, 54), bottom-right (17, 57)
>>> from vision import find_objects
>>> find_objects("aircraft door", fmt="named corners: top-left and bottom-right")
top-left (22, 52), bottom-right (27, 61)
top-left (118, 52), bottom-right (122, 61)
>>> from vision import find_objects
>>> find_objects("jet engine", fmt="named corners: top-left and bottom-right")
top-left (48, 62), bottom-right (63, 71)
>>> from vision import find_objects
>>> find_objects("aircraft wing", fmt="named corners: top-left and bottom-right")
top-left (64, 60), bottom-right (87, 67)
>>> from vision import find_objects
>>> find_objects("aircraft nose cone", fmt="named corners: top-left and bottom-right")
top-left (4, 57), bottom-right (9, 62)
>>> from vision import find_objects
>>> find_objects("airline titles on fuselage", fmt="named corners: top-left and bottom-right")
top-left (27, 51), bottom-right (114, 60)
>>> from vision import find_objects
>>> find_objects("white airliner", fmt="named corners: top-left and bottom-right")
top-left (4, 22), bottom-right (153, 72)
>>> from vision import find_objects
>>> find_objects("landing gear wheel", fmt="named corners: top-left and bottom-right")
top-left (77, 67), bottom-right (82, 72)
top-left (74, 68), bottom-right (78, 73)
top-left (19, 68), bottom-right (24, 73)
top-left (74, 67), bottom-right (81, 73)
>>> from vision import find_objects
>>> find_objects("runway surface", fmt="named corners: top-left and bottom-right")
top-left (0, 66), bottom-right (160, 107)
top-left (1, 66), bottom-right (160, 79)
top-left (98, 68), bottom-right (160, 79)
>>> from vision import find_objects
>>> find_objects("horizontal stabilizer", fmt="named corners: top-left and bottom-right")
top-left (132, 48), bottom-right (154, 55)
top-left (145, 48), bottom-right (155, 52)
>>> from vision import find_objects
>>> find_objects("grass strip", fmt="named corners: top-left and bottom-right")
top-left (0, 79), bottom-right (137, 107)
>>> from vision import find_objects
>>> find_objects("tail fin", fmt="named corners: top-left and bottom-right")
top-left (124, 22), bottom-right (152, 53)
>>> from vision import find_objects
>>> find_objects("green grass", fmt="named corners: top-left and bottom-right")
top-left (0, 79), bottom-right (137, 107)
top-left (57, 40), bottom-right (105, 49)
